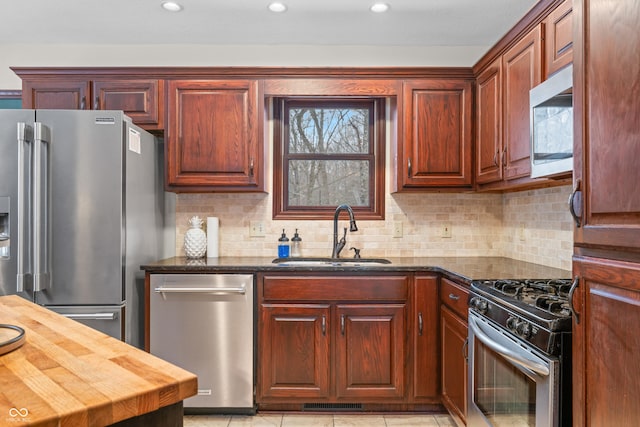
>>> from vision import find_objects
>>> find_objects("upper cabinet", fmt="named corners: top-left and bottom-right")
top-left (395, 78), bottom-right (473, 191)
top-left (474, 0), bottom-right (573, 191)
top-left (570, 0), bottom-right (640, 252)
top-left (544, 0), bottom-right (574, 78)
top-left (20, 77), bottom-right (164, 131)
top-left (165, 79), bottom-right (264, 192)
top-left (502, 25), bottom-right (543, 181)
top-left (475, 58), bottom-right (503, 185)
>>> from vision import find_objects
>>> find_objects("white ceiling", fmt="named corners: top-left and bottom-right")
top-left (2, 0), bottom-right (537, 47)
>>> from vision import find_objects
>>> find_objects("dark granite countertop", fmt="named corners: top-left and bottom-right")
top-left (141, 256), bottom-right (571, 285)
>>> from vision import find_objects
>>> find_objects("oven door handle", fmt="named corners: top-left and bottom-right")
top-left (469, 314), bottom-right (550, 377)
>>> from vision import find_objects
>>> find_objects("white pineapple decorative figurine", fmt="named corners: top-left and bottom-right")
top-left (184, 216), bottom-right (207, 258)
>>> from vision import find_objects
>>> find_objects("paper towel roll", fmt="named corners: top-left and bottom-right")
top-left (206, 217), bottom-right (219, 258)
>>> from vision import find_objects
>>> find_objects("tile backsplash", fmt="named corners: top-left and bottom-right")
top-left (175, 185), bottom-right (573, 271)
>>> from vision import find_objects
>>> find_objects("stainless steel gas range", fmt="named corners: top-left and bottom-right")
top-left (467, 279), bottom-right (574, 427)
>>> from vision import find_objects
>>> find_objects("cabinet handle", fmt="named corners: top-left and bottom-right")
top-left (80, 96), bottom-right (86, 110)
top-left (568, 179), bottom-right (582, 228)
top-left (340, 314), bottom-right (345, 335)
top-left (501, 148), bottom-right (507, 169)
top-left (462, 338), bottom-right (469, 362)
top-left (321, 315), bottom-right (326, 336)
top-left (448, 293), bottom-right (460, 301)
top-left (418, 312), bottom-right (423, 336)
top-left (493, 150), bottom-right (499, 167)
top-left (249, 158), bottom-right (254, 177)
top-left (93, 96), bottom-right (99, 110)
top-left (407, 157), bottom-right (412, 179)
top-left (568, 276), bottom-right (580, 325)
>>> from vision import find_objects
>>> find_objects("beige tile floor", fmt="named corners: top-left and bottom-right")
top-left (184, 413), bottom-right (456, 427)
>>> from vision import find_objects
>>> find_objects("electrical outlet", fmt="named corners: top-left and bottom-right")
top-left (518, 224), bottom-right (526, 241)
top-left (441, 224), bottom-right (452, 238)
top-left (249, 221), bottom-right (265, 237)
top-left (393, 221), bottom-right (403, 238)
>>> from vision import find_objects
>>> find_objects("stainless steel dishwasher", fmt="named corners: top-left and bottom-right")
top-left (150, 273), bottom-right (255, 413)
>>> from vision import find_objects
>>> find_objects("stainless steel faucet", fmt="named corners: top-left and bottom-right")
top-left (331, 204), bottom-right (358, 258)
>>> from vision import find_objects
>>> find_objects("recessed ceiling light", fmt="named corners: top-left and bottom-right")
top-left (161, 1), bottom-right (183, 12)
top-left (370, 2), bottom-right (390, 13)
top-left (268, 2), bottom-right (287, 13)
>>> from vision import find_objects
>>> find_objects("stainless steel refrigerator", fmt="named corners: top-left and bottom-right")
top-left (0, 109), bottom-right (174, 348)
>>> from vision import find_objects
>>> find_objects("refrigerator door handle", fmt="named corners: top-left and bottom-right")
top-left (16, 123), bottom-right (33, 293)
top-left (33, 123), bottom-right (51, 293)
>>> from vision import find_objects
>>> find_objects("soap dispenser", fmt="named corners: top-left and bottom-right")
top-left (278, 229), bottom-right (290, 258)
top-left (291, 229), bottom-right (302, 257)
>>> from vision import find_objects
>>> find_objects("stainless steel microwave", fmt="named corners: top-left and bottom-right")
top-left (530, 64), bottom-right (573, 178)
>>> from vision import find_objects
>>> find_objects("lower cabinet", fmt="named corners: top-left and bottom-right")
top-left (440, 277), bottom-right (469, 425)
top-left (257, 274), bottom-right (410, 408)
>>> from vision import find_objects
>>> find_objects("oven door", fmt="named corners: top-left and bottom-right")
top-left (467, 311), bottom-right (560, 427)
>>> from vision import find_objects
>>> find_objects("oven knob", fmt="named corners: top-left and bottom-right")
top-left (516, 321), bottom-right (533, 339)
top-left (470, 297), bottom-right (489, 314)
top-left (506, 316), bottom-right (518, 332)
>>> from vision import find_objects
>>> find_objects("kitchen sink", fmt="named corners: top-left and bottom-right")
top-left (272, 257), bottom-right (392, 266)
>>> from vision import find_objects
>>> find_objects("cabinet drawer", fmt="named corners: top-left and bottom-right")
top-left (263, 275), bottom-right (408, 301)
top-left (440, 278), bottom-right (469, 318)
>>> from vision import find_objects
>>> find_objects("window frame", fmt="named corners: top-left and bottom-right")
top-left (272, 96), bottom-right (386, 220)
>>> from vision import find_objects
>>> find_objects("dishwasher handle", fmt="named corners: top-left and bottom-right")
top-left (154, 286), bottom-right (247, 295)
top-left (63, 312), bottom-right (117, 320)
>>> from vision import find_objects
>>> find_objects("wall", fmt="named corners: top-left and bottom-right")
top-left (175, 186), bottom-right (572, 271)
top-left (0, 43), bottom-right (487, 89)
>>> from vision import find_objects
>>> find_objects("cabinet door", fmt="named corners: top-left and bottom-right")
top-left (571, 0), bottom-right (640, 251)
top-left (22, 79), bottom-right (90, 110)
top-left (502, 25), bottom-right (542, 180)
top-left (544, 0), bottom-right (573, 78)
top-left (572, 257), bottom-right (640, 426)
top-left (93, 79), bottom-right (163, 129)
top-left (412, 275), bottom-right (439, 401)
top-left (475, 58), bottom-right (503, 185)
top-left (441, 305), bottom-right (467, 424)
top-left (400, 79), bottom-right (473, 188)
top-left (166, 79), bottom-right (263, 191)
top-left (335, 304), bottom-right (405, 399)
top-left (258, 304), bottom-right (330, 399)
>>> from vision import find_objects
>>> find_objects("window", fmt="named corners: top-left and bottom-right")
top-left (273, 97), bottom-right (385, 220)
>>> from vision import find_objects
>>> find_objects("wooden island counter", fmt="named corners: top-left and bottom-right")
top-left (0, 295), bottom-right (197, 426)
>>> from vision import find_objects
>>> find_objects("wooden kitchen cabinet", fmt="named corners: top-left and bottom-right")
top-left (571, 0), bottom-right (640, 425)
top-left (259, 304), bottom-right (331, 399)
top-left (544, 0), bottom-right (573, 78)
top-left (570, 0), bottom-right (640, 252)
top-left (166, 79), bottom-right (264, 192)
top-left (572, 257), bottom-right (640, 426)
top-left (502, 24), bottom-right (542, 181)
top-left (439, 277), bottom-right (469, 425)
top-left (21, 78), bottom-right (164, 131)
top-left (335, 304), bottom-right (406, 399)
top-left (475, 58), bottom-right (503, 185)
top-left (257, 274), bottom-right (408, 409)
top-left (474, 25), bottom-right (542, 187)
top-left (396, 79), bottom-right (473, 190)
top-left (412, 275), bottom-right (439, 402)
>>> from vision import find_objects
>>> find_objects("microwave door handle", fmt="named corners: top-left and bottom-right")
top-left (469, 314), bottom-right (550, 377)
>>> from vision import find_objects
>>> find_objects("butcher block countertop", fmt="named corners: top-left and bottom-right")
top-left (0, 295), bottom-right (197, 427)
